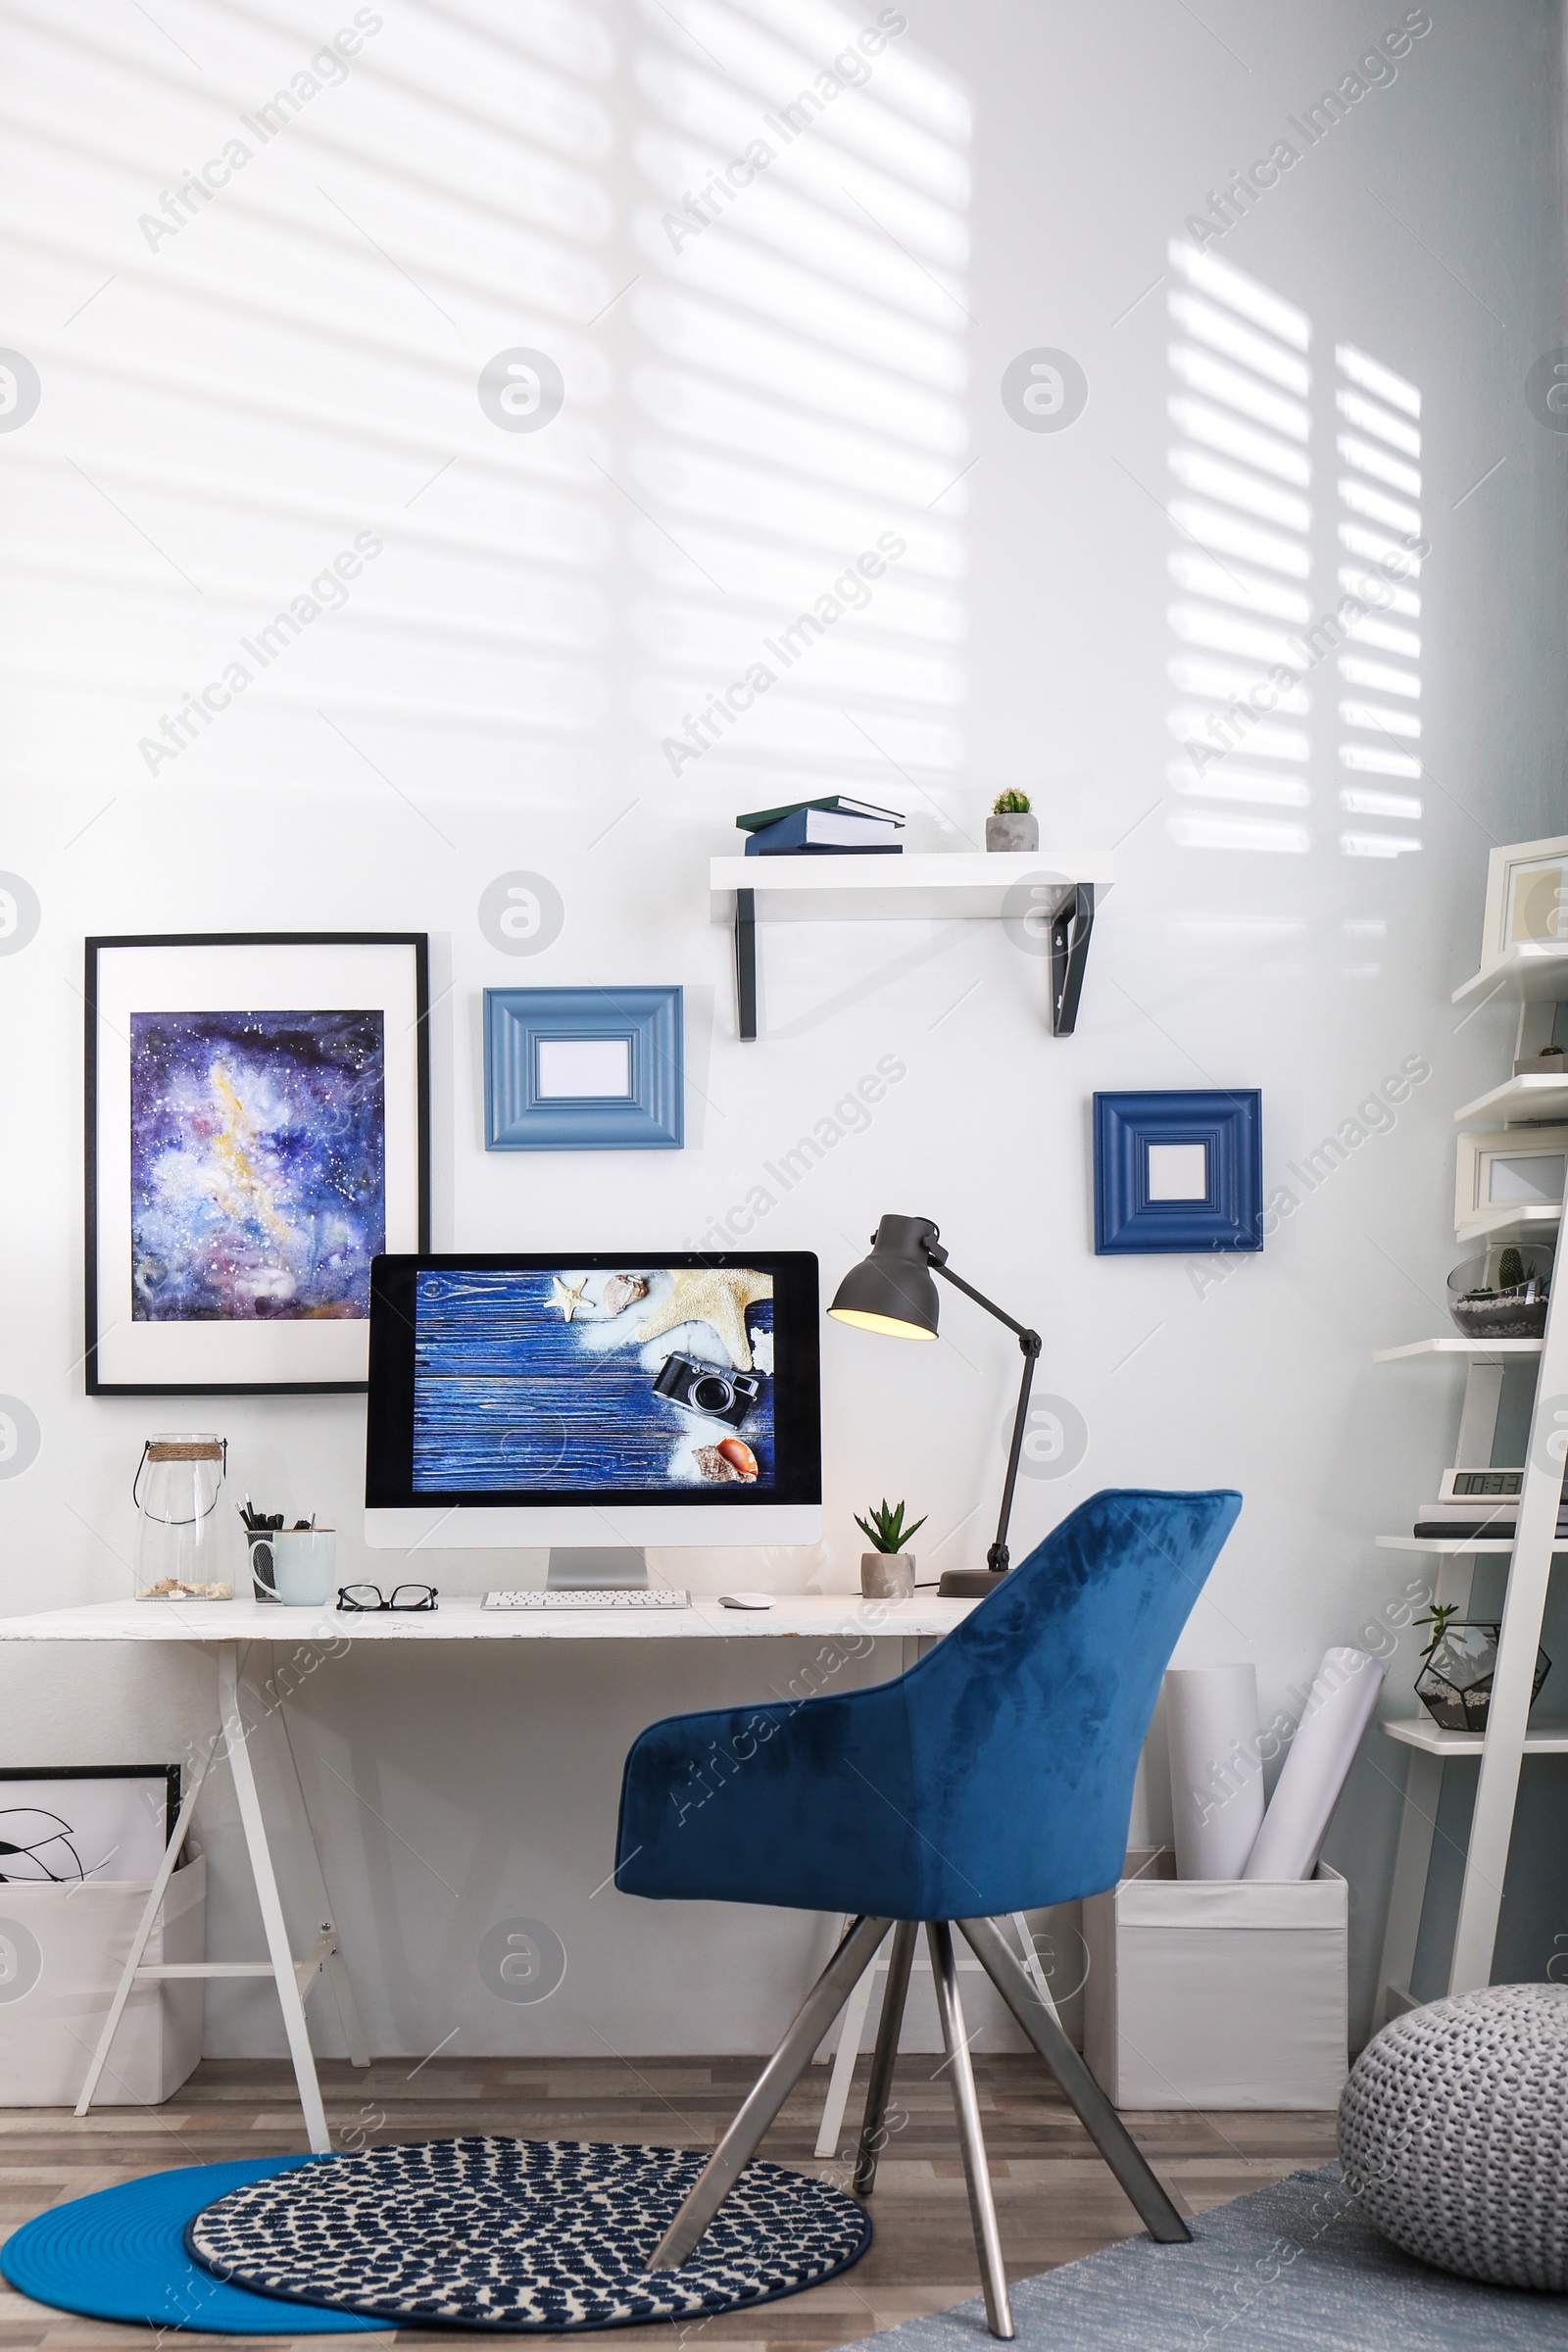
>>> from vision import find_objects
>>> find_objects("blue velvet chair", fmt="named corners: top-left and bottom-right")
top-left (616, 1488), bottom-right (1242, 2338)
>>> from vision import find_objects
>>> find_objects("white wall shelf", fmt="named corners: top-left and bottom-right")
top-left (710, 851), bottom-right (1113, 1041)
top-left (1375, 1536), bottom-right (1525, 1555)
top-left (1383, 1718), bottom-right (1568, 1758)
top-left (1455, 1204), bottom-right (1561, 1246)
top-left (1374, 1338), bottom-right (1543, 1361)
top-left (1454, 1073), bottom-right (1568, 1126)
top-left (1452, 942), bottom-right (1568, 1005)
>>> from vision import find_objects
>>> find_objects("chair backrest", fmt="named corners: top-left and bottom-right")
top-left (892, 1487), bottom-right (1242, 1917)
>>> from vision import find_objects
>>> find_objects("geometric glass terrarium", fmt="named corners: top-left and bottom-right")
top-left (1415, 1618), bottom-right (1551, 1733)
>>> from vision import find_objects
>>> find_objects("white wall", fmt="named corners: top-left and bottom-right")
top-left (1, 0), bottom-right (1565, 2065)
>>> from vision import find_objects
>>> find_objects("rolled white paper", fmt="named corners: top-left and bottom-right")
top-left (1165, 1665), bottom-right (1264, 1880)
top-left (1243, 1646), bottom-right (1386, 1882)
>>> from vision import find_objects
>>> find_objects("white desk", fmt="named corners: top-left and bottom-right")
top-left (0, 1593), bottom-right (973, 1645)
top-left (0, 1592), bottom-right (974, 2146)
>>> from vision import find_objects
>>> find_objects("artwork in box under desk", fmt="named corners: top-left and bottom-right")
top-left (0, 1768), bottom-right (179, 1882)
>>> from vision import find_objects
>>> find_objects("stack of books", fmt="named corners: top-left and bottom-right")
top-left (737, 796), bottom-right (904, 856)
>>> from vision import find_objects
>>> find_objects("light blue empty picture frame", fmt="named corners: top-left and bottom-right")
top-left (483, 986), bottom-right (684, 1151)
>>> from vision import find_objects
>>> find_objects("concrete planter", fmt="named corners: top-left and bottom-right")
top-left (986, 811), bottom-right (1039, 852)
top-left (860, 1550), bottom-right (915, 1598)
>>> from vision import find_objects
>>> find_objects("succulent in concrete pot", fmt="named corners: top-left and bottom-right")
top-left (986, 788), bottom-right (1039, 853)
top-left (856, 1497), bottom-right (927, 1598)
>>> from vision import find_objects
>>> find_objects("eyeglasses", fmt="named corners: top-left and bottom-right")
top-left (336, 1583), bottom-right (438, 1612)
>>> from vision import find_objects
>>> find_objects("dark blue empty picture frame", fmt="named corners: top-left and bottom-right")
top-left (484, 986), bottom-right (684, 1151)
top-left (1094, 1089), bottom-right (1262, 1253)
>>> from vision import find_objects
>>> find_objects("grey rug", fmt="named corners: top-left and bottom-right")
top-left (837, 2165), bottom-right (1563, 2350)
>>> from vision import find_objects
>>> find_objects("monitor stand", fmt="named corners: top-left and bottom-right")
top-left (547, 1546), bottom-right (649, 1592)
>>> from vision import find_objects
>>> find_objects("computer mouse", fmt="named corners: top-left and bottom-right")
top-left (718, 1592), bottom-right (774, 1609)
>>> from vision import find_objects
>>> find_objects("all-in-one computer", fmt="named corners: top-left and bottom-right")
top-left (365, 1252), bottom-right (822, 1600)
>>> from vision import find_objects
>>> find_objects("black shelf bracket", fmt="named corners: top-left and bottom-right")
top-left (730, 875), bottom-right (1095, 1042)
top-left (1051, 883), bottom-right (1095, 1036)
top-left (735, 887), bottom-right (757, 1042)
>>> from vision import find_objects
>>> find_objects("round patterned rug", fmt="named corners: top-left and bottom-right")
top-left (185, 2136), bottom-right (873, 2330)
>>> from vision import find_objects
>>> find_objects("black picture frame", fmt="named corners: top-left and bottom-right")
top-left (0, 1765), bottom-right (181, 1877)
top-left (84, 932), bottom-right (430, 1396)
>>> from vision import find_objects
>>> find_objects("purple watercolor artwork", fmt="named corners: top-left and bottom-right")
top-left (129, 1009), bottom-right (386, 1321)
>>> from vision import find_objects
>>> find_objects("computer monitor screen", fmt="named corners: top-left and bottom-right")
top-left (365, 1252), bottom-right (821, 1544)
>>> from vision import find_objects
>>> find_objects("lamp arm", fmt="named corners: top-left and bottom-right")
top-left (989, 1331), bottom-right (1043, 1574)
top-left (930, 1260), bottom-right (1043, 1574)
top-left (931, 1261), bottom-right (1035, 1345)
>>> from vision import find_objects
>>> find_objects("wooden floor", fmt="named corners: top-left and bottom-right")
top-left (0, 2055), bottom-right (1338, 2349)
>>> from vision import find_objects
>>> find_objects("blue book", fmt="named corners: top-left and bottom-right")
top-left (744, 808), bottom-right (903, 856)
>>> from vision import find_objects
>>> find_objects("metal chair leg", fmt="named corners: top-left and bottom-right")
top-left (958, 1914), bottom-right (1191, 2245)
top-left (928, 1922), bottom-right (1013, 2340)
top-left (853, 1918), bottom-right (916, 2196)
top-left (648, 1913), bottom-right (891, 2270)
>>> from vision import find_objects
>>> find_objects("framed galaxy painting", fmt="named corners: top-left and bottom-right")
top-left (85, 934), bottom-right (428, 1394)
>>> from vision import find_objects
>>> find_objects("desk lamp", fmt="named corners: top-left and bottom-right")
top-left (828, 1214), bottom-right (1042, 1599)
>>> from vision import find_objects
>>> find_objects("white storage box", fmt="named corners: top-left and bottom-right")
top-left (1083, 1848), bottom-right (1347, 2110)
top-left (0, 1853), bottom-right (205, 2106)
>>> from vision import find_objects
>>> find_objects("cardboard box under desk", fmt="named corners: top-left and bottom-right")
top-left (1082, 1848), bottom-right (1348, 2110)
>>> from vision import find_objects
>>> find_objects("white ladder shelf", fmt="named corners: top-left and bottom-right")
top-left (1375, 967), bottom-right (1567, 2016)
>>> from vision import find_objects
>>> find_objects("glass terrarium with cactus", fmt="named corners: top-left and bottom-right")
top-left (1413, 1603), bottom-right (1550, 1733)
top-left (1446, 1240), bottom-right (1552, 1340)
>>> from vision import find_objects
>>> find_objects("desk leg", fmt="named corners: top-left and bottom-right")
top-left (273, 1703), bottom-right (370, 2070)
top-left (814, 1931), bottom-right (886, 2157)
top-left (74, 1735), bottom-right (217, 2116)
top-left (220, 1646), bottom-right (332, 2153)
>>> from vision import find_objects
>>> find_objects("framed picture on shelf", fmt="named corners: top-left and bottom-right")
top-left (1480, 834), bottom-right (1568, 963)
top-left (1455, 1125), bottom-right (1568, 1239)
top-left (85, 933), bottom-right (429, 1395)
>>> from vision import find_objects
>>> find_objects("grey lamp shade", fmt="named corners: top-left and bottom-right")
top-left (827, 1214), bottom-right (942, 1340)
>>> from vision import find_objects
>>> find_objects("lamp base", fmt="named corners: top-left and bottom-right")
top-left (938, 1567), bottom-right (1008, 1599)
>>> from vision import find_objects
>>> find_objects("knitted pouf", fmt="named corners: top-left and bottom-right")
top-left (1338, 1983), bottom-right (1568, 2289)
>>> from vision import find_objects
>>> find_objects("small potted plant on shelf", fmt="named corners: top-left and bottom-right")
top-left (856, 1498), bottom-right (926, 1598)
top-left (987, 789), bottom-right (1039, 853)
top-left (1413, 1602), bottom-right (1551, 1733)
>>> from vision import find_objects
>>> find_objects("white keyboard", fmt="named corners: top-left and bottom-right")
top-left (483, 1589), bottom-right (691, 1611)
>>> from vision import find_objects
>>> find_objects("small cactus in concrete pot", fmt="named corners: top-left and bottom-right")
top-left (986, 789), bottom-right (1039, 853)
top-left (856, 1497), bottom-right (926, 1598)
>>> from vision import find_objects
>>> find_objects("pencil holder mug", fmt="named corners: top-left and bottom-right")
top-left (245, 1530), bottom-right (279, 1601)
top-left (271, 1529), bottom-right (337, 1607)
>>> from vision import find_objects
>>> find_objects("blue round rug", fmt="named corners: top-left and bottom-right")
top-left (185, 2136), bottom-right (873, 2330)
top-left (0, 2157), bottom-right (387, 2332)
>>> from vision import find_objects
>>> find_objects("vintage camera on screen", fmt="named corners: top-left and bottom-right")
top-left (652, 1352), bottom-right (764, 1428)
